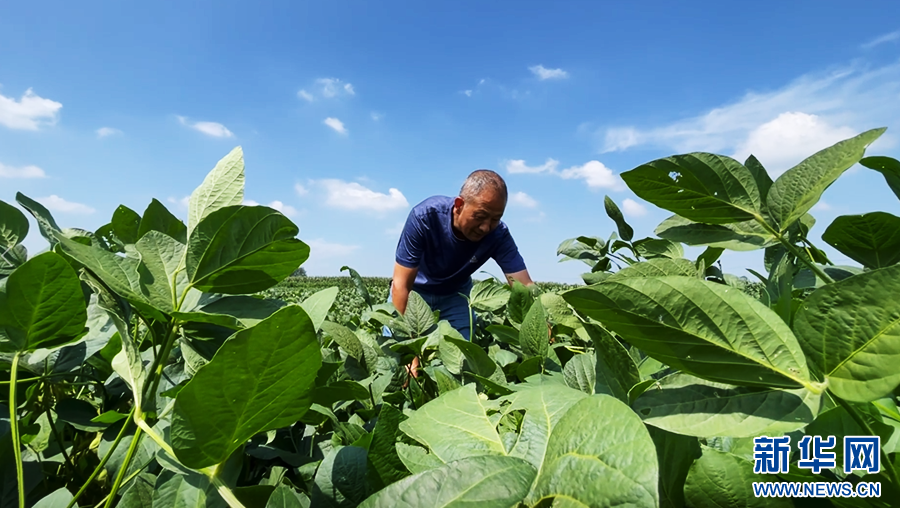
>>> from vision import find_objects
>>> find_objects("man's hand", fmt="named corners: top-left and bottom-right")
top-left (505, 269), bottom-right (535, 288)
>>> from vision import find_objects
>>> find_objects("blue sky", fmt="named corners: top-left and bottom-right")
top-left (2, 1), bottom-right (900, 283)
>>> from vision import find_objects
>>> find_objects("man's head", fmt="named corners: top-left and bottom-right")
top-left (452, 169), bottom-right (508, 242)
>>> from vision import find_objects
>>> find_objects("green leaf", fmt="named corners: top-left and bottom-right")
top-left (0, 252), bottom-right (86, 352)
top-left (860, 155), bottom-right (900, 202)
top-left (134, 231), bottom-right (186, 313)
top-left (633, 238), bottom-right (684, 259)
top-left (655, 214), bottom-right (776, 251)
top-left (822, 212), bottom-right (900, 269)
top-left (368, 404), bottom-right (410, 487)
top-left (519, 297), bottom-right (548, 359)
top-left (399, 384), bottom-right (506, 463)
top-left (486, 324), bottom-right (519, 346)
top-left (172, 296), bottom-right (286, 329)
top-left (500, 382), bottom-right (587, 471)
top-left (112, 205), bottom-right (141, 245)
top-left (508, 280), bottom-right (535, 324)
top-left (151, 469), bottom-right (226, 508)
top-left (139, 198), bottom-right (187, 243)
top-left (52, 231), bottom-right (148, 304)
top-left (403, 291), bottom-right (436, 337)
top-left (321, 321), bottom-right (365, 361)
top-left (444, 337), bottom-right (497, 379)
top-left (186, 205), bottom-right (309, 294)
top-left (621, 152), bottom-right (761, 224)
top-left (116, 473), bottom-right (156, 508)
top-left (767, 128), bottom-right (885, 232)
top-left (358, 455), bottom-right (536, 508)
top-left (696, 247), bottom-right (724, 272)
top-left (530, 394), bottom-right (659, 507)
top-left (633, 372), bottom-right (821, 438)
top-left (608, 258), bottom-right (698, 280)
top-left (312, 380), bottom-right (371, 406)
top-left (469, 279), bottom-right (510, 312)
top-left (311, 446), bottom-right (369, 508)
top-left (0, 199), bottom-right (28, 249)
top-left (604, 195), bottom-right (634, 241)
top-left (188, 146), bottom-right (245, 237)
top-left (563, 353), bottom-right (595, 394)
top-left (804, 402), bottom-right (894, 470)
top-left (33, 487), bottom-right (74, 508)
top-left (171, 305), bottom-right (322, 469)
top-left (340, 265), bottom-right (373, 309)
top-left (266, 484), bottom-right (310, 508)
top-left (300, 286), bottom-right (338, 332)
top-left (16, 192), bottom-right (61, 246)
top-left (683, 446), bottom-right (789, 508)
top-left (744, 154), bottom-right (774, 204)
top-left (395, 443), bottom-right (444, 475)
top-left (647, 426), bottom-right (701, 508)
top-left (577, 323), bottom-right (641, 403)
top-left (793, 264), bottom-right (900, 401)
top-left (563, 276), bottom-right (811, 389)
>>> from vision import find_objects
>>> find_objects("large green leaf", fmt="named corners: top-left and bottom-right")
top-left (508, 280), bottom-right (535, 324)
top-left (0, 200), bottom-right (28, 249)
top-left (469, 279), bottom-right (510, 312)
top-left (793, 264), bottom-right (900, 402)
top-left (563, 353), bottom-right (595, 394)
top-left (621, 152), bottom-right (761, 224)
top-left (16, 192), bottom-right (61, 246)
top-left (151, 469), bottom-right (226, 508)
top-left (604, 195), bottom-right (634, 241)
top-left (767, 128), bottom-right (885, 232)
top-left (367, 403), bottom-right (410, 487)
top-left (186, 205), bottom-right (309, 294)
top-left (745, 154), bottom-right (774, 204)
top-left (266, 484), bottom-right (310, 508)
top-left (341, 265), bottom-right (373, 309)
top-left (500, 382), bottom-right (587, 471)
top-left (403, 291), bottom-right (436, 337)
top-left (860, 155), bottom-right (900, 202)
top-left (822, 212), bottom-right (900, 269)
top-left (0, 252), bottom-right (86, 352)
top-left (139, 198), bottom-right (187, 243)
top-left (647, 426), bottom-right (701, 508)
top-left (112, 205), bottom-right (141, 245)
top-left (135, 231), bottom-right (186, 313)
top-left (358, 455), bottom-right (536, 508)
top-left (633, 238), bottom-right (684, 259)
top-left (607, 258), bottom-right (697, 280)
top-left (530, 394), bottom-right (658, 507)
top-left (563, 276), bottom-right (812, 389)
top-left (171, 305), bottom-right (322, 469)
top-left (300, 286), bottom-right (339, 332)
top-left (519, 297), bottom-right (548, 359)
top-left (444, 336), bottom-right (498, 379)
top-left (633, 372), bottom-right (820, 438)
top-left (311, 446), bottom-right (369, 508)
top-left (684, 446), bottom-right (789, 508)
top-left (187, 146), bottom-right (245, 237)
top-left (321, 321), bottom-right (365, 361)
top-left (655, 214), bottom-right (776, 251)
top-left (172, 296), bottom-right (286, 329)
top-left (398, 384), bottom-right (506, 464)
top-left (577, 323), bottom-right (641, 403)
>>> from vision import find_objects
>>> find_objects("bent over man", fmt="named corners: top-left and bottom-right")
top-left (389, 169), bottom-right (535, 341)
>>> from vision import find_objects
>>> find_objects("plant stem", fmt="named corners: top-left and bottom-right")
top-left (104, 426), bottom-right (143, 508)
top-left (832, 393), bottom-right (900, 491)
top-left (65, 407), bottom-right (135, 508)
top-left (44, 406), bottom-right (75, 477)
top-left (754, 215), bottom-right (834, 284)
top-left (9, 352), bottom-right (25, 508)
top-left (141, 322), bottom-right (179, 412)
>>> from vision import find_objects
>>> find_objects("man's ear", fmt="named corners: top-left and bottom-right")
top-left (453, 196), bottom-right (465, 210)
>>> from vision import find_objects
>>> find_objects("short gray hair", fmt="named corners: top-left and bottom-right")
top-left (460, 169), bottom-right (508, 202)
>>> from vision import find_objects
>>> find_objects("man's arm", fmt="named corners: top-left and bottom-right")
top-left (505, 269), bottom-right (535, 287)
top-left (391, 263), bottom-right (419, 314)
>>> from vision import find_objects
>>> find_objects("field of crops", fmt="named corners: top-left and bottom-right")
top-left (2, 128), bottom-right (900, 508)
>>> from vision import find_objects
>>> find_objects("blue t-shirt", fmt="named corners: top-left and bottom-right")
top-left (395, 196), bottom-right (527, 295)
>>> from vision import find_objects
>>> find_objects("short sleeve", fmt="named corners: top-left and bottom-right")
top-left (492, 227), bottom-right (526, 274)
top-left (395, 209), bottom-right (426, 268)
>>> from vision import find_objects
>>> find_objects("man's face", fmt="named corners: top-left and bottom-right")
top-left (452, 189), bottom-right (506, 242)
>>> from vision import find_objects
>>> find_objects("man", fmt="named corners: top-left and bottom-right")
top-left (389, 169), bottom-right (535, 342)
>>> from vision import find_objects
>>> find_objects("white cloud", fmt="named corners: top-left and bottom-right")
top-left (479, 78), bottom-right (486, 85)
top-left (295, 183), bottom-right (309, 196)
top-left (385, 221), bottom-right (404, 236)
top-left (505, 158), bottom-right (559, 174)
top-left (0, 88), bottom-right (62, 130)
top-left (177, 116), bottom-right (233, 138)
top-left (167, 196), bottom-right (190, 210)
top-left (316, 179), bottom-right (408, 212)
top-left (529, 65), bottom-right (568, 80)
top-left (596, 60), bottom-right (900, 158)
top-left (812, 201), bottom-right (833, 212)
top-left (37, 195), bottom-right (95, 214)
top-left (243, 199), bottom-right (298, 217)
top-left (0, 162), bottom-right (46, 178)
top-left (96, 127), bottom-right (122, 138)
top-left (622, 198), bottom-right (648, 217)
top-left (463, 90), bottom-right (473, 97)
top-left (371, 111), bottom-right (383, 121)
top-left (298, 90), bottom-right (314, 102)
top-left (510, 191), bottom-right (538, 208)
top-left (732, 112), bottom-right (857, 176)
top-left (300, 78), bottom-right (356, 101)
top-left (559, 161), bottom-right (624, 190)
top-left (525, 211), bottom-right (547, 223)
top-left (306, 238), bottom-right (360, 257)
top-left (324, 117), bottom-right (347, 135)
top-left (861, 30), bottom-right (900, 50)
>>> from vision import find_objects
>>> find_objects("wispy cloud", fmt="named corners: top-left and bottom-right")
top-left (243, 199), bottom-right (298, 217)
top-left (0, 88), bottom-right (62, 130)
top-left (0, 162), bottom-right (46, 178)
top-left (96, 127), bottom-right (122, 138)
top-left (315, 179), bottom-right (408, 212)
top-left (385, 221), bottom-right (404, 236)
top-left (504, 158), bottom-right (624, 190)
top-left (295, 183), bottom-right (309, 196)
top-left (177, 116), bottom-right (233, 138)
top-left (371, 111), bottom-right (383, 121)
top-left (621, 198), bottom-right (648, 217)
top-left (529, 64), bottom-right (568, 80)
top-left (462, 90), bottom-right (473, 97)
top-left (861, 30), bottom-right (900, 50)
top-left (167, 196), bottom-right (190, 210)
top-left (510, 191), bottom-right (538, 208)
top-left (37, 195), bottom-right (95, 214)
top-left (324, 117), bottom-right (347, 135)
top-left (595, 59), bottom-right (900, 174)
top-left (298, 78), bottom-right (356, 102)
